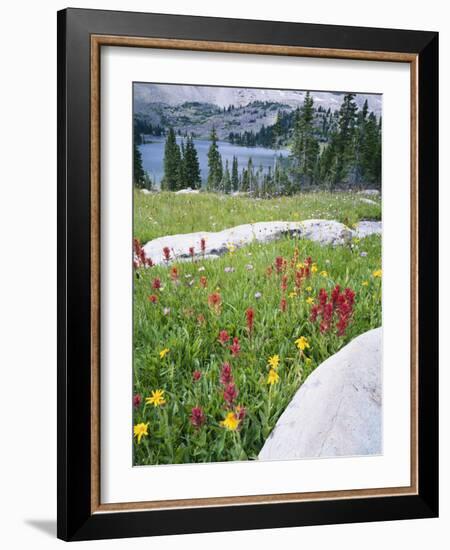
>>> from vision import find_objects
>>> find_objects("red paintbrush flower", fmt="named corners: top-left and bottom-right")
top-left (170, 266), bottom-right (179, 281)
top-left (190, 406), bottom-right (206, 428)
top-left (281, 275), bottom-right (288, 292)
top-left (280, 297), bottom-right (287, 312)
top-left (331, 284), bottom-right (341, 305)
top-left (230, 337), bottom-right (241, 357)
top-left (223, 382), bottom-right (238, 406)
top-left (218, 330), bottom-right (230, 345)
top-left (133, 394), bottom-right (142, 408)
top-left (148, 294), bottom-right (158, 303)
top-left (208, 292), bottom-right (221, 312)
top-left (133, 238), bottom-right (148, 268)
top-left (152, 277), bottom-right (161, 290)
top-left (318, 288), bottom-right (328, 307)
top-left (220, 362), bottom-right (233, 385)
top-left (295, 269), bottom-right (304, 288)
top-left (310, 304), bottom-right (319, 322)
top-left (200, 238), bottom-right (206, 254)
top-left (236, 405), bottom-right (247, 421)
top-left (275, 256), bottom-right (284, 274)
top-left (192, 370), bottom-right (202, 382)
top-left (266, 266), bottom-right (273, 277)
top-left (189, 246), bottom-right (195, 258)
top-left (162, 246), bottom-right (171, 262)
top-left (199, 276), bottom-right (208, 288)
top-left (246, 307), bottom-right (255, 334)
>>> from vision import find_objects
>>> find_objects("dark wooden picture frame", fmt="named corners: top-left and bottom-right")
top-left (57, 8), bottom-right (438, 541)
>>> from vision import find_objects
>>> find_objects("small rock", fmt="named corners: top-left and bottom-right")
top-left (175, 188), bottom-right (200, 195)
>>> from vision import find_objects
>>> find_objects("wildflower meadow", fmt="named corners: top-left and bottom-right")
top-left (132, 191), bottom-right (382, 465)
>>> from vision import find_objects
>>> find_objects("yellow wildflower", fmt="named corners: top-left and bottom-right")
top-left (289, 291), bottom-right (297, 299)
top-left (159, 348), bottom-right (170, 359)
top-left (145, 389), bottom-right (166, 407)
top-left (295, 336), bottom-right (310, 351)
top-left (296, 262), bottom-right (304, 269)
top-left (226, 242), bottom-right (236, 254)
top-left (311, 264), bottom-right (318, 273)
top-left (373, 269), bottom-right (382, 278)
top-left (221, 412), bottom-right (240, 431)
top-left (267, 369), bottom-right (280, 385)
top-left (306, 297), bottom-right (315, 305)
top-left (362, 280), bottom-right (369, 286)
top-left (320, 270), bottom-right (328, 277)
top-left (133, 422), bottom-right (149, 444)
top-left (306, 286), bottom-right (312, 293)
top-left (268, 354), bottom-right (280, 369)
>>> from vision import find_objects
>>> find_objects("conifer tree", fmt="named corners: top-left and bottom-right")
top-left (334, 93), bottom-right (358, 185)
top-left (133, 141), bottom-right (145, 188)
top-left (162, 127), bottom-right (181, 190)
top-left (222, 160), bottom-right (232, 194)
top-left (231, 156), bottom-right (239, 192)
top-left (184, 135), bottom-right (201, 189)
top-left (290, 92), bottom-right (319, 188)
top-left (207, 127), bottom-right (223, 191)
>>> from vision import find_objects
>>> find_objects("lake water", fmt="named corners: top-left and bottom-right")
top-left (139, 137), bottom-right (289, 186)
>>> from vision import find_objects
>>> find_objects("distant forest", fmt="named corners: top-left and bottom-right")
top-left (133, 92), bottom-right (381, 196)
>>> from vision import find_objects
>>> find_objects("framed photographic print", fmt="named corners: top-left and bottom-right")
top-left (57, 8), bottom-right (439, 541)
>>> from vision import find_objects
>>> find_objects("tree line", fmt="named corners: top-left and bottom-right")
top-left (133, 92), bottom-right (381, 193)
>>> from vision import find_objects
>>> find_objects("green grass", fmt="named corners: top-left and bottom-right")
top-left (134, 190), bottom-right (381, 244)
top-left (133, 229), bottom-right (382, 465)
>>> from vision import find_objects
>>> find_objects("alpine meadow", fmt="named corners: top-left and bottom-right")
top-left (132, 83), bottom-right (383, 466)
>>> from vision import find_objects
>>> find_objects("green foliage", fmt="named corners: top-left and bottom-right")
top-left (290, 92), bottom-right (320, 188)
top-left (133, 141), bottom-right (146, 188)
top-left (183, 135), bottom-right (201, 189)
top-left (134, 190), bottom-right (381, 244)
top-left (231, 155), bottom-right (239, 192)
top-left (162, 127), bottom-right (182, 190)
top-left (207, 127), bottom-right (223, 191)
top-left (133, 219), bottom-right (382, 465)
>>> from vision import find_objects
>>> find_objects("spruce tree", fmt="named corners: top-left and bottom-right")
top-left (207, 127), bottom-right (223, 191)
top-left (162, 127), bottom-right (181, 190)
top-left (334, 93), bottom-right (358, 185)
top-left (184, 135), bottom-right (201, 189)
top-left (222, 160), bottom-right (232, 194)
top-left (290, 92), bottom-right (319, 189)
top-left (133, 141), bottom-right (145, 188)
top-left (231, 156), bottom-right (239, 192)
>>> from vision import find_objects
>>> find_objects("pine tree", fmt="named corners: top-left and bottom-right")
top-left (133, 141), bottom-right (145, 188)
top-left (246, 157), bottom-right (255, 194)
top-left (162, 127), bottom-right (181, 190)
top-left (231, 156), bottom-right (239, 192)
top-left (222, 160), bottom-right (231, 194)
top-left (241, 168), bottom-right (249, 192)
top-left (334, 93), bottom-right (358, 185)
top-left (207, 127), bottom-right (223, 191)
top-left (290, 92), bottom-right (319, 189)
top-left (360, 112), bottom-right (381, 184)
top-left (184, 135), bottom-right (201, 189)
top-left (272, 110), bottom-right (283, 147)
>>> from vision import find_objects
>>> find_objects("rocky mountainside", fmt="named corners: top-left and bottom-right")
top-left (134, 84), bottom-right (382, 141)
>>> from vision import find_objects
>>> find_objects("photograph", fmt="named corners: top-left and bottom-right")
top-left (132, 82), bottom-right (383, 466)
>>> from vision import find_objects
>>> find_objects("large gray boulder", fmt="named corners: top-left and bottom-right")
top-left (258, 327), bottom-right (382, 460)
top-left (142, 219), bottom-right (380, 265)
